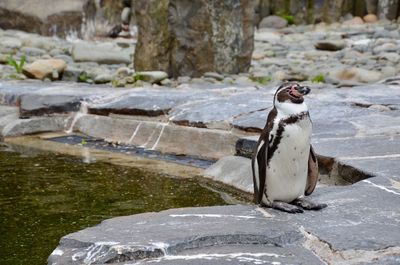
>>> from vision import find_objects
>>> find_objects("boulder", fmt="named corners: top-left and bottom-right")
top-left (328, 67), bottom-right (382, 83)
top-left (315, 40), bottom-right (346, 51)
top-left (258, 15), bottom-right (288, 29)
top-left (0, 37), bottom-right (22, 49)
top-left (377, 0), bottom-right (399, 20)
top-left (365, 0), bottom-right (378, 14)
top-left (363, 13), bottom-right (378, 23)
top-left (136, 71), bottom-right (168, 84)
top-left (22, 59), bottom-right (67, 80)
top-left (71, 41), bottom-right (132, 64)
top-left (0, 0), bottom-right (84, 37)
top-left (134, 0), bottom-right (254, 78)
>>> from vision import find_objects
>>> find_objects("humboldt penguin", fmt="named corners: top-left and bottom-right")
top-left (252, 82), bottom-right (327, 213)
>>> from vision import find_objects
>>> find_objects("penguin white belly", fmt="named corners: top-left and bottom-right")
top-left (266, 119), bottom-right (311, 203)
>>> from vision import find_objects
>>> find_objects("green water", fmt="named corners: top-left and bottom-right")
top-left (0, 145), bottom-right (228, 265)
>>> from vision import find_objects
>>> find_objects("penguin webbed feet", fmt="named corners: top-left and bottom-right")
top-left (292, 198), bottom-right (327, 211)
top-left (268, 198), bottom-right (327, 214)
top-left (271, 201), bottom-right (304, 214)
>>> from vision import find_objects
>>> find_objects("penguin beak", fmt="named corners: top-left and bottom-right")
top-left (297, 86), bottom-right (310, 95)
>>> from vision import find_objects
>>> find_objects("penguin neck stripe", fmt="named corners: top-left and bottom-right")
top-left (267, 111), bottom-right (309, 164)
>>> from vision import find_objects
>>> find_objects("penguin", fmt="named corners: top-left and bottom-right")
top-left (252, 82), bottom-right (327, 213)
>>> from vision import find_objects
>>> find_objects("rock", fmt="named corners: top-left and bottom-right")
top-left (381, 66), bottom-right (396, 77)
top-left (134, 0), bottom-right (254, 77)
top-left (2, 116), bottom-right (68, 137)
top-left (369, 104), bottom-right (392, 111)
top-left (19, 94), bottom-right (82, 117)
top-left (272, 70), bottom-right (287, 81)
top-left (136, 71), bottom-right (168, 84)
top-left (315, 40), bottom-right (346, 51)
top-left (0, 0), bottom-right (84, 37)
top-left (203, 72), bottom-right (224, 81)
top-left (0, 54), bottom-right (8, 64)
top-left (53, 54), bottom-right (74, 64)
top-left (377, 0), bottom-right (399, 20)
top-left (62, 66), bottom-right (81, 82)
top-left (20, 46), bottom-right (46, 57)
top-left (373, 42), bottom-right (398, 54)
top-left (365, 0), bottom-right (378, 14)
top-left (94, 74), bottom-right (113, 84)
top-left (160, 78), bottom-right (172, 86)
top-left (116, 67), bottom-right (134, 78)
top-left (22, 59), bottom-right (67, 80)
top-left (72, 41), bottom-right (132, 65)
top-left (0, 36), bottom-right (22, 49)
top-left (177, 76), bottom-right (191, 84)
top-left (363, 13), bottom-right (378, 23)
top-left (378, 52), bottom-right (400, 63)
top-left (20, 35), bottom-right (59, 52)
top-left (328, 67), bottom-right (382, 83)
top-left (343, 16), bottom-right (364, 25)
top-left (204, 156), bottom-right (253, 193)
top-left (258, 15), bottom-right (288, 29)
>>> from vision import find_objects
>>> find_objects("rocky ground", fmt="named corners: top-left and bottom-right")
top-left (1, 18), bottom-right (400, 265)
top-left (1, 16), bottom-right (400, 87)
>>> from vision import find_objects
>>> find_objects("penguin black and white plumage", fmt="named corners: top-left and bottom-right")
top-left (252, 82), bottom-right (327, 213)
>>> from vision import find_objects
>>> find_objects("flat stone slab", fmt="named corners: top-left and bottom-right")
top-left (49, 181), bottom-right (400, 265)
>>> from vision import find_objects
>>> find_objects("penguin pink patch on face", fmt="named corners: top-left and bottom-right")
top-left (289, 85), bottom-right (302, 99)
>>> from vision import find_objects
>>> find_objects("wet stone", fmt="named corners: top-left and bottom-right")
top-left (19, 94), bottom-right (82, 117)
top-left (88, 90), bottom-right (194, 117)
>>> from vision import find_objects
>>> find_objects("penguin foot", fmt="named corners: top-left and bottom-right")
top-left (271, 201), bottom-right (304, 214)
top-left (292, 198), bottom-right (327, 211)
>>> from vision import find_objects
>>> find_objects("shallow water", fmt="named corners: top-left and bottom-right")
top-left (0, 145), bottom-right (228, 265)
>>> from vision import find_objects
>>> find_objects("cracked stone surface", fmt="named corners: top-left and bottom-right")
top-left (1, 78), bottom-right (400, 264)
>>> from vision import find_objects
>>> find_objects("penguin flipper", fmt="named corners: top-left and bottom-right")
top-left (252, 137), bottom-right (268, 204)
top-left (305, 145), bottom-right (318, 196)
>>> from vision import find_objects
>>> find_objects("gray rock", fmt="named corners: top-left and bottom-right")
top-left (94, 74), bottom-right (113, 84)
top-left (136, 71), bottom-right (168, 84)
top-left (377, 0), bottom-right (399, 20)
top-left (20, 46), bottom-right (46, 57)
top-left (0, 36), bottom-right (22, 49)
top-left (378, 52), bottom-right (400, 63)
top-left (177, 76), bottom-right (191, 84)
top-left (258, 15), bottom-right (288, 29)
top-left (53, 54), bottom-right (74, 64)
top-left (204, 156), bottom-right (253, 193)
top-left (315, 40), bottom-right (346, 51)
top-left (134, 0), bottom-right (254, 77)
top-left (62, 66), bottom-right (82, 82)
top-left (373, 42), bottom-right (398, 54)
top-left (204, 72), bottom-right (224, 81)
top-left (48, 205), bottom-right (314, 265)
top-left (116, 67), bottom-right (134, 77)
top-left (160, 78), bottom-right (173, 86)
top-left (72, 41), bottom-right (132, 65)
top-left (2, 116), bottom-right (68, 137)
top-left (19, 94), bottom-right (82, 117)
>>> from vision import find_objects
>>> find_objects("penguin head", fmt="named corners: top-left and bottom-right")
top-left (273, 82), bottom-right (310, 114)
top-left (274, 82), bottom-right (310, 105)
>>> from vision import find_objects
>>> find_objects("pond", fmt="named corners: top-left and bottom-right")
top-left (0, 144), bottom-right (230, 265)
